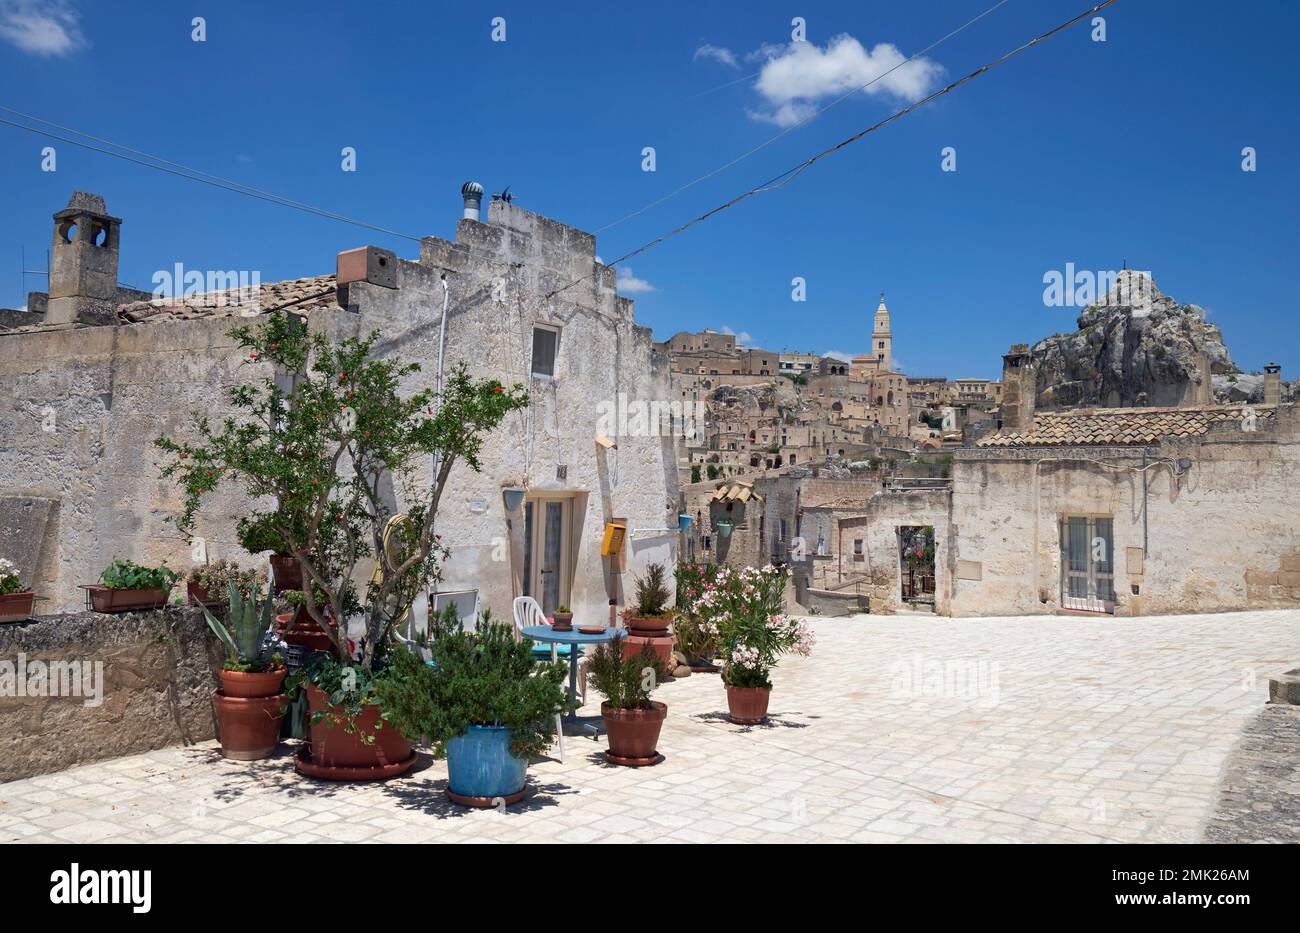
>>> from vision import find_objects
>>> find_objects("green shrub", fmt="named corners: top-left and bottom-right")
top-left (587, 638), bottom-right (665, 709)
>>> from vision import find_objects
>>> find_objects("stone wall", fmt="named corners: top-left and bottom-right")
top-left (0, 608), bottom-right (222, 781)
top-left (0, 198), bottom-right (679, 625)
top-left (948, 410), bottom-right (1300, 617)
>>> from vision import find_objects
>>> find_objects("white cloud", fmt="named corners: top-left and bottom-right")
top-left (0, 1), bottom-right (86, 56)
top-left (615, 266), bottom-right (656, 294)
top-left (719, 325), bottom-right (755, 346)
top-left (824, 350), bottom-right (853, 362)
top-left (693, 43), bottom-right (738, 68)
top-left (747, 34), bottom-right (942, 128)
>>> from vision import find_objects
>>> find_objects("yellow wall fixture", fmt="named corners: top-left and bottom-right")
top-left (601, 522), bottom-right (626, 557)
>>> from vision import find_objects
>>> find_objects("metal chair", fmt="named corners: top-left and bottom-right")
top-left (512, 596), bottom-right (568, 763)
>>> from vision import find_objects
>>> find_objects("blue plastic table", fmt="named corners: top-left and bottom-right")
top-left (522, 624), bottom-right (624, 722)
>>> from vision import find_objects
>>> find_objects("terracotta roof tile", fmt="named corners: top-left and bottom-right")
top-left (977, 405), bottom-right (1278, 448)
top-left (115, 273), bottom-right (339, 323)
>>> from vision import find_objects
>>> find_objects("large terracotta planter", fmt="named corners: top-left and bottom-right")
top-left (219, 667), bottom-right (286, 699)
top-left (212, 692), bottom-right (285, 760)
top-left (625, 633), bottom-right (675, 668)
top-left (726, 685), bottom-right (771, 725)
top-left (294, 685), bottom-right (415, 781)
top-left (602, 700), bottom-right (666, 766)
top-left (269, 555), bottom-right (303, 594)
top-left (0, 591), bottom-right (35, 624)
top-left (81, 585), bottom-right (170, 613)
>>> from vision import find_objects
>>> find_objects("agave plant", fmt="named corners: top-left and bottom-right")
top-left (202, 582), bottom-right (281, 672)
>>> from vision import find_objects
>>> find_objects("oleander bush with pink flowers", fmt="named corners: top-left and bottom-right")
top-left (691, 563), bottom-right (814, 690)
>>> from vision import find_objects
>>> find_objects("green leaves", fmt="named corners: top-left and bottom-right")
top-left (98, 559), bottom-right (178, 591)
top-left (377, 619), bottom-right (569, 760)
top-left (201, 581), bottom-right (279, 671)
top-left (586, 637), bottom-right (665, 709)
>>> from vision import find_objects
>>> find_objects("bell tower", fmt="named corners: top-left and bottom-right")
top-left (871, 292), bottom-right (893, 372)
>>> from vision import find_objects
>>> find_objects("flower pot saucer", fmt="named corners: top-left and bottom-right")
top-left (727, 714), bottom-right (767, 726)
top-left (604, 750), bottom-right (664, 767)
top-left (689, 663), bottom-right (720, 674)
top-left (445, 785), bottom-right (530, 808)
top-left (293, 746), bottom-right (417, 781)
top-left (577, 625), bottom-right (606, 635)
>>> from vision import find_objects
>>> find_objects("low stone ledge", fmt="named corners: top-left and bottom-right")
top-left (1269, 669), bottom-right (1300, 706)
top-left (0, 608), bottom-right (222, 782)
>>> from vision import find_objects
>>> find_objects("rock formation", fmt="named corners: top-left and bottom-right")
top-left (1032, 270), bottom-right (1236, 409)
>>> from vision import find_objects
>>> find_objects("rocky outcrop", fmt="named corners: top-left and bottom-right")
top-left (1213, 372), bottom-right (1297, 405)
top-left (1032, 271), bottom-right (1236, 409)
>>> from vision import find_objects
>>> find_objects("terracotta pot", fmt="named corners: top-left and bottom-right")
top-left (602, 700), bottom-right (666, 765)
top-left (0, 591), bottom-right (35, 624)
top-left (551, 611), bottom-right (573, 632)
top-left (82, 585), bottom-right (170, 613)
top-left (629, 615), bottom-right (670, 635)
top-left (219, 667), bottom-right (287, 699)
top-left (281, 605), bottom-right (336, 651)
top-left (296, 685), bottom-right (414, 780)
top-left (187, 581), bottom-right (223, 606)
top-left (725, 685), bottom-right (771, 725)
top-left (624, 633), bottom-right (675, 667)
top-left (269, 555), bottom-right (303, 594)
top-left (212, 692), bottom-right (285, 760)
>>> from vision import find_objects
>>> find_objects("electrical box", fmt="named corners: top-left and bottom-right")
top-left (601, 522), bottom-right (626, 557)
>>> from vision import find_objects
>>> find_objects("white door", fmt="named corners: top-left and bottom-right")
top-left (522, 496), bottom-right (572, 614)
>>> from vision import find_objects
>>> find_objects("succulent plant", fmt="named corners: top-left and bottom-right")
top-left (202, 582), bottom-right (280, 672)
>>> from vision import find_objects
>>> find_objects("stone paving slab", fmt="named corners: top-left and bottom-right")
top-left (2, 609), bottom-right (1297, 843)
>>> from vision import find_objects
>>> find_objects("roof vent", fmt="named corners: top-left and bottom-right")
top-left (461, 181), bottom-right (484, 222)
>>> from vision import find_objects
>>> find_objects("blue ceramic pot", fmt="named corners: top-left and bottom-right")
top-left (446, 725), bottom-right (527, 798)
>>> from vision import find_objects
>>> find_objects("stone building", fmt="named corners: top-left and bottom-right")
top-left (835, 346), bottom-right (1300, 617)
top-left (0, 188), bottom-right (679, 626)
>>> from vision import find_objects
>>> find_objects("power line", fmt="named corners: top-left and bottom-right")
top-left (0, 110), bottom-right (424, 243)
top-left (599, 0), bottom-right (1013, 234)
top-left (548, 0), bottom-right (1116, 301)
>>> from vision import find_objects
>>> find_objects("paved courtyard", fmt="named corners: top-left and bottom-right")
top-left (3, 609), bottom-right (1298, 843)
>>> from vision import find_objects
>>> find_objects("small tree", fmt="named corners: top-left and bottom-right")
top-left (156, 310), bottom-right (527, 673)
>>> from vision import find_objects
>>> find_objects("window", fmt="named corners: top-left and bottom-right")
top-left (853, 539), bottom-right (864, 561)
top-left (531, 325), bottom-right (558, 377)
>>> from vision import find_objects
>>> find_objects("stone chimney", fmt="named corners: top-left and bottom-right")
top-left (1264, 363), bottom-right (1282, 406)
top-left (1000, 343), bottom-right (1036, 433)
top-left (45, 191), bottom-right (121, 326)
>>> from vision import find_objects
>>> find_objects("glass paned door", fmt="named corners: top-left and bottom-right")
top-left (522, 496), bottom-right (571, 615)
top-left (1060, 516), bottom-right (1116, 613)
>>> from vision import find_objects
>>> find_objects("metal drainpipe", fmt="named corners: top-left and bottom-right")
top-left (1141, 448), bottom-right (1149, 557)
top-left (423, 275), bottom-right (451, 635)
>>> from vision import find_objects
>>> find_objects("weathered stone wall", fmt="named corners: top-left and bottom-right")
top-left (0, 318), bottom-right (270, 610)
top-left (948, 410), bottom-right (1300, 616)
top-left (0, 199), bottom-right (679, 625)
top-left (0, 608), bottom-right (222, 781)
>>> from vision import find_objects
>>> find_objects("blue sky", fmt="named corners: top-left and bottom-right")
top-left (1, 0), bottom-right (1296, 380)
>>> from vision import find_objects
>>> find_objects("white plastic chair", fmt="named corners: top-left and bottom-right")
top-left (513, 596), bottom-right (567, 763)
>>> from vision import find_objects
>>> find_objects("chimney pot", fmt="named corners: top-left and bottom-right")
top-left (1264, 363), bottom-right (1282, 406)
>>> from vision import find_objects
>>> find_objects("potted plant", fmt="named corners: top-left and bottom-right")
top-left (188, 559), bottom-right (263, 607)
top-left (627, 562), bottom-right (673, 634)
top-left (239, 522), bottom-right (303, 594)
top-left (587, 636), bottom-right (668, 766)
top-left (673, 561), bottom-right (721, 672)
top-left (81, 559), bottom-right (178, 612)
top-left (379, 616), bottom-right (569, 806)
top-left (202, 582), bottom-right (286, 759)
top-left (0, 558), bottom-right (35, 624)
top-left (713, 565), bottom-right (815, 724)
top-left (551, 605), bottom-right (573, 631)
top-left (157, 310), bottom-right (527, 779)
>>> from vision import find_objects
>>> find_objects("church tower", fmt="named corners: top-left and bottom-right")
top-left (871, 293), bottom-right (893, 372)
